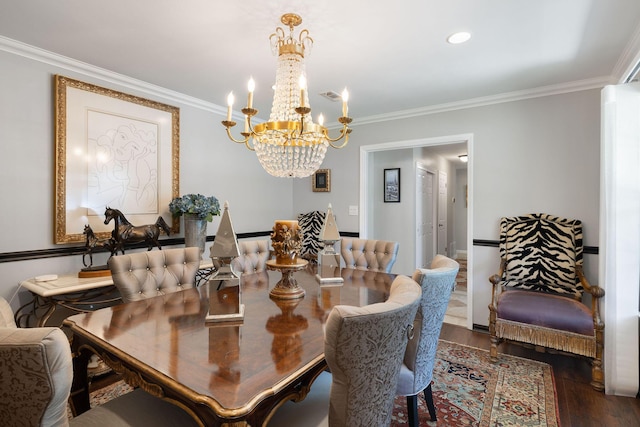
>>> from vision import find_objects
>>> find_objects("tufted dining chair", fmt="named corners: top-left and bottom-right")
top-left (340, 238), bottom-right (399, 273)
top-left (396, 255), bottom-right (460, 425)
top-left (108, 247), bottom-right (200, 303)
top-left (0, 297), bottom-right (198, 427)
top-left (231, 239), bottom-right (271, 275)
top-left (325, 274), bottom-right (421, 426)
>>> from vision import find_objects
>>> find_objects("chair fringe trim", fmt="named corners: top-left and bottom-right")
top-left (496, 319), bottom-right (596, 357)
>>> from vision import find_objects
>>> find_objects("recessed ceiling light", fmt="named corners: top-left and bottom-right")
top-left (447, 32), bottom-right (471, 44)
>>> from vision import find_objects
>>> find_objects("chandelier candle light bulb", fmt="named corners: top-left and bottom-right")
top-left (342, 88), bottom-right (349, 117)
top-left (226, 92), bottom-right (234, 121)
top-left (247, 78), bottom-right (255, 109)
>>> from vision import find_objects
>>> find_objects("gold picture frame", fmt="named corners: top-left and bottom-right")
top-left (54, 75), bottom-right (180, 244)
top-left (312, 169), bottom-right (331, 192)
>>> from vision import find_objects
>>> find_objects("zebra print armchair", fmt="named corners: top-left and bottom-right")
top-left (488, 213), bottom-right (605, 391)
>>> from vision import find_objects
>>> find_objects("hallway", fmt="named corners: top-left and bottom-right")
top-left (444, 258), bottom-right (467, 327)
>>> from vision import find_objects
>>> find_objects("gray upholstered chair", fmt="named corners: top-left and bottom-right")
top-left (108, 247), bottom-right (200, 303)
top-left (0, 297), bottom-right (197, 427)
top-left (268, 275), bottom-right (422, 427)
top-left (231, 239), bottom-right (271, 274)
top-left (396, 255), bottom-right (460, 426)
top-left (325, 274), bottom-right (422, 426)
top-left (340, 237), bottom-right (399, 273)
top-left (488, 213), bottom-right (605, 391)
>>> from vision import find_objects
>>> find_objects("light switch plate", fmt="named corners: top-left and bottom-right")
top-left (348, 205), bottom-right (358, 216)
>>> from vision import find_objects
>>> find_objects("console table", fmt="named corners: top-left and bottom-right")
top-left (16, 259), bottom-right (216, 327)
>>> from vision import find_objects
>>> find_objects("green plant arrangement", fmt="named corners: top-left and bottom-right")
top-left (169, 194), bottom-right (220, 222)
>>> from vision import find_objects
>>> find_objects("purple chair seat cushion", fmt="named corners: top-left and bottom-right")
top-left (496, 289), bottom-right (593, 336)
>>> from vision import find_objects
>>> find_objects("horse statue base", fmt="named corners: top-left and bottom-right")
top-left (78, 265), bottom-right (112, 278)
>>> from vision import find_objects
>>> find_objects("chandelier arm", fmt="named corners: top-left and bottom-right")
top-left (223, 124), bottom-right (251, 145)
top-left (328, 133), bottom-right (350, 149)
top-left (244, 137), bottom-right (256, 151)
top-left (323, 125), bottom-right (351, 147)
top-left (246, 116), bottom-right (269, 137)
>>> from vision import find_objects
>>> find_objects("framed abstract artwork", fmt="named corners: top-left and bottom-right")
top-left (54, 75), bottom-right (180, 243)
top-left (384, 168), bottom-right (400, 202)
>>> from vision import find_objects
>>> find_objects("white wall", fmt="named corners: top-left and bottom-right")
top-left (295, 90), bottom-right (602, 327)
top-left (371, 149), bottom-right (413, 274)
top-left (0, 46), bottom-right (293, 307)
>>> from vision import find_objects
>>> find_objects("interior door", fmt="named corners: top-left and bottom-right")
top-left (437, 170), bottom-right (447, 255)
top-left (416, 165), bottom-right (435, 268)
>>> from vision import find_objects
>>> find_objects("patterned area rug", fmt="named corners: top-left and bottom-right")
top-left (390, 340), bottom-right (560, 426)
top-left (90, 380), bottom-right (134, 406)
top-left (67, 380), bottom-right (134, 419)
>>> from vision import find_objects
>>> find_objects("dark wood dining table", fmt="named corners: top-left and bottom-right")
top-left (63, 265), bottom-right (394, 427)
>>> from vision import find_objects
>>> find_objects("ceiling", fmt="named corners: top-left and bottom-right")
top-left (2, 1), bottom-right (640, 145)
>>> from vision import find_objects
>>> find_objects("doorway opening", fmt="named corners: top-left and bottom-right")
top-left (359, 134), bottom-right (473, 329)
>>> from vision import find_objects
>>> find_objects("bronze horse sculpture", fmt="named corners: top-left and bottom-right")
top-left (82, 224), bottom-right (115, 268)
top-left (104, 207), bottom-right (171, 256)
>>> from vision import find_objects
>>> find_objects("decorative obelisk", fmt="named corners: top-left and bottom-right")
top-left (315, 203), bottom-right (344, 284)
top-left (206, 201), bottom-right (244, 323)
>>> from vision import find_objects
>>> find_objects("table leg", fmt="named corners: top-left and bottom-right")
top-left (68, 341), bottom-right (92, 416)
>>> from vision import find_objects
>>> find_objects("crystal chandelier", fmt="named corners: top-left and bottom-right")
top-left (222, 13), bottom-right (352, 178)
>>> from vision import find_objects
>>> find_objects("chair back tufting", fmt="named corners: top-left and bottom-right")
top-left (231, 240), bottom-right (271, 274)
top-left (108, 247), bottom-right (200, 303)
top-left (341, 237), bottom-right (399, 273)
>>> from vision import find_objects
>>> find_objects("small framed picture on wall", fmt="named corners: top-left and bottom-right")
top-left (384, 168), bottom-right (400, 203)
top-left (312, 169), bottom-right (331, 192)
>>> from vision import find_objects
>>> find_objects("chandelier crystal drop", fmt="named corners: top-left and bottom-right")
top-left (222, 13), bottom-right (352, 178)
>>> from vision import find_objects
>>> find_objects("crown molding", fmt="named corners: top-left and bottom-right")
top-left (0, 35), bottom-right (227, 116)
top-left (0, 35), bottom-right (614, 127)
top-left (612, 22), bottom-right (640, 83)
top-left (353, 76), bottom-right (611, 127)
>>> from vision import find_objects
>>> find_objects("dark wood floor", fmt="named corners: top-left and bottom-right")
top-left (441, 323), bottom-right (640, 427)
